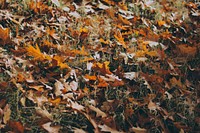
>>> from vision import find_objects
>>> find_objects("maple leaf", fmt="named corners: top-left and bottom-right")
top-left (26, 44), bottom-right (51, 61)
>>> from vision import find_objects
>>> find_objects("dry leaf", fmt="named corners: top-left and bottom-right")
top-left (8, 121), bottom-right (24, 133)
top-left (130, 126), bottom-right (147, 133)
top-left (157, 20), bottom-right (166, 27)
top-left (26, 44), bottom-right (51, 61)
top-left (98, 124), bottom-right (124, 133)
top-left (3, 104), bottom-right (11, 124)
top-left (42, 122), bottom-right (61, 133)
top-left (35, 107), bottom-right (53, 120)
top-left (84, 74), bottom-right (97, 81)
top-left (0, 26), bottom-right (10, 45)
top-left (148, 100), bottom-right (157, 111)
top-left (177, 44), bottom-right (197, 57)
top-left (88, 105), bottom-right (107, 118)
top-left (54, 80), bottom-right (64, 96)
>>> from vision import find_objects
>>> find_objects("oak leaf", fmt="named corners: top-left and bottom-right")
top-left (0, 26), bottom-right (10, 45)
top-left (26, 44), bottom-right (51, 61)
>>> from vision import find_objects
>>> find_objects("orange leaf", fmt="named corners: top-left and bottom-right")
top-left (146, 51), bottom-right (158, 57)
top-left (26, 44), bottom-right (51, 61)
top-left (52, 55), bottom-right (70, 69)
top-left (114, 31), bottom-right (127, 48)
top-left (97, 77), bottom-right (109, 88)
top-left (99, 38), bottom-right (110, 45)
top-left (160, 30), bottom-right (171, 39)
top-left (118, 14), bottom-right (131, 25)
top-left (48, 97), bottom-right (61, 105)
top-left (118, 2), bottom-right (128, 10)
top-left (71, 46), bottom-right (88, 56)
top-left (102, 0), bottom-right (115, 5)
top-left (157, 20), bottom-right (166, 27)
top-left (93, 61), bottom-right (112, 75)
top-left (46, 28), bottom-right (59, 40)
top-left (84, 74), bottom-right (97, 81)
top-left (0, 27), bottom-right (10, 45)
top-left (16, 73), bottom-right (25, 83)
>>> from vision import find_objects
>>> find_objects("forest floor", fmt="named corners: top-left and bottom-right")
top-left (0, 0), bottom-right (199, 132)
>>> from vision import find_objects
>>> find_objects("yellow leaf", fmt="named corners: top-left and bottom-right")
top-left (26, 44), bottom-right (51, 61)
top-left (52, 55), bottom-right (70, 69)
top-left (146, 51), bottom-right (158, 57)
top-left (79, 27), bottom-right (88, 33)
top-left (99, 38), bottom-right (110, 45)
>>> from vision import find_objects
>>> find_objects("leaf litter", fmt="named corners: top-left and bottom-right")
top-left (0, 0), bottom-right (199, 132)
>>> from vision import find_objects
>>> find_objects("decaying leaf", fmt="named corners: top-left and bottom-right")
top-left (3, 104), bottom-right (11, 124)
top-left (26, 44), bottom-right (51, 61)
top-left (42, 122), bottom-right (61, 133)
top-left (130, 126), bottom-right (147, 133)
top-left (8, 121), bottom-right (24, 133)
top-left (0, 26), bottom-right (10, 45)
top-left (88, 105), bottom-right (107, 118)
top-left (98, 124), bottom-right (124, 133)
top-left (35, 107), bottom-right (53, 120)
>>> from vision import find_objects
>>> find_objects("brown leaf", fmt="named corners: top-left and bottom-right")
top-left (8, 121), bottom-right (24, 133)
top-left (130, 127), bottom-right (147, 133)
top-left (42, 122), bottom-right (61, 133)
top-left (177, 44), bottom-right (197, 57)
top-left (0, 26), bottom-right (10, 45)
top-left (3, 104), bottom-right (11, 124)
top-left (88, 105), bottom-right (107, 118)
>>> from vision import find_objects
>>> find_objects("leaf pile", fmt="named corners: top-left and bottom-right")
top-left (0, 0), bottom-right (199, 132)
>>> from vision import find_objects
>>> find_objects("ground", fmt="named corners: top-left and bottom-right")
top-left (0, 0), bottom-right (199, 133)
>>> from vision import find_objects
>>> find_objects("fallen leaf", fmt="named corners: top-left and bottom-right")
top-left (98, 124), bottom-right (124, 133)
top-left (54, 80), bottom-right (64, 96)
top-left (0, 26), bottom-right (10, 45)
top-left (8, 121), bottom-right (24, 133)
top-left (157, 20), bottom-right (166, 27)
top-left (26, 44), bottom-right (51, 61)
top-left (35, 107), bottom-right (53, 120)
top-left (177, 44), bottom-right (197, 57)
top-left (130, 126), bottom-right (147, 133)
top-left (42, 122), bottom-right (61, 133)
top-left (84, 74), bottom-right (97, 81)
top-left (88, 105), bottom-right (107, 118)
top-left (3, 104), bottom-right (11, 124)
